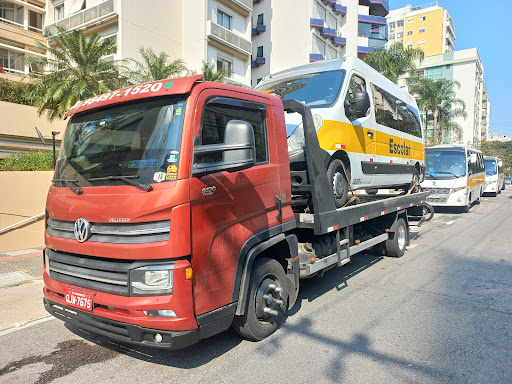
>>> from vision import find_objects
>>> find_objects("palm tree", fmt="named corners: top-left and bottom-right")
top-left (409, 77), bottom-right (467, 146)
top-left (364, 42), bottom-right (425, 83)
top-left (27, 27), bottom-right (126, 121)
top-left (201, 60), bottom-right (230, 82)
top-left (129, 47), bottom-right (187, 84)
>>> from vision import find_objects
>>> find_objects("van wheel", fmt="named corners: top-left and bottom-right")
top-left (327, 159), bottom-right (349, 208)
top-left (232, 258), bottom-right (288, 341)
top-left (385, 218), bottom-right (407, 257)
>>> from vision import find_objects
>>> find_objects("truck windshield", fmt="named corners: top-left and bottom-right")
top-left (55, 98), bottom-right (186, 187)
top-left (425, 150), bottom-right (467, 179)
top-left (485, 159), bottom-right (497, 174)
top-left (257, 70), bottom-right (345, 108)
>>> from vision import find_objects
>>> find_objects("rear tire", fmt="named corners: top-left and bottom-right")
top-left (327, 159), bottom-right (349, 208)
top-left (232, 258), bottom-right (288, 341)
top-left (385, 218), bottom-right (407, 258)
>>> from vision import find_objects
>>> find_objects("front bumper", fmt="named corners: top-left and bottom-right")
top-left (44, 298), bottom-right (199, 349)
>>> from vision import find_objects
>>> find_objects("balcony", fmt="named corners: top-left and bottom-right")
top-left (251, 57), bottom-right (265, 67)
top-left (207, 20), bottom-right (252, 58)
top-left (309, 53), bottom-right (324, 62)
top-left (332, 4), bottom-right (347, 14)
top-left (359, 0), bottom-right (389, 17)
top-left (45, 0), bottom-right (117, 35)
top-left (328, 0), bottom-right (336, 5)
top-left (332, 36), bottom-right (346, 46)
top-left (310, 18), bottom-right (324, 29)
top-left (357, 46), bottom-right (380, 55)
top-left (320, 27), bottom-right (336, 39)
top-left (218, 0), bottom-right (252, 16)
top-left (358, 14), bottom-right (387, 25)
top-left (252, 24), bottom-right (266, 35)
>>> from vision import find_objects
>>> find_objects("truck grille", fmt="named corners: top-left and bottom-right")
top-left (47, 218), bottom-right (170, 244)
top-left (47, 248), bottom-right (133, 296)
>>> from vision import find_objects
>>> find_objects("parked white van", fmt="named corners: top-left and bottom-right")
top-left (484, 156), bottom-right (505, 196)
top-left (422, 146), bottom-right (485, 213)
top-left (255, 57), bottom-right (425, 207)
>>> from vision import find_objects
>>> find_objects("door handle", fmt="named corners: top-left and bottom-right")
top-left (367, 130), bottom-right (374, 138)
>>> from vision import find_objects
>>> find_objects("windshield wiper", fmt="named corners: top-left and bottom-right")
top-left (52, 179), bottom-right (84, 195)
top-left (431, 171), bottom-right (460, 178)
top-left (88, 175), bottom-right (153, 192)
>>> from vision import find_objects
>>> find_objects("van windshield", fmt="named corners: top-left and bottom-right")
top-left (425, 150), bottom-right (467, 178)
top-left (55, 98), bottom-right (186, 187)
top-left (485, 159), bottom-right (497, 174)
top-left (257, 70), bottom-right (345, 108)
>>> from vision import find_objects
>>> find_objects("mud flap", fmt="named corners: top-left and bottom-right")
top-left (286, 256), bottom-right (300, 310)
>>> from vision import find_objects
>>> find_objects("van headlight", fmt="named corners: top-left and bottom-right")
top-left (287, 114), bottom-right (323, 153)
top-left (451, 187), bottom-right (465, 193)
top-left (130, 265), bottom-right (174, 296)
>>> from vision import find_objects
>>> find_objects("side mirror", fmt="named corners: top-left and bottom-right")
top-left (192, 120), bottom-right (256, 176)
top-left (346, 91), bottom-right (370, 120)
top-left (470, 153), bottom-right (477, 163)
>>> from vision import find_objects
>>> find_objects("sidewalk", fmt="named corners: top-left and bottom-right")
top-left (0, 247), bottom-right (51, 333)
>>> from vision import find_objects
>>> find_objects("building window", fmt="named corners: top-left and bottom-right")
top-left (256, 46), bottom-right (263, 57)
top-left (217, 57), bottom-right (232, 77)
top-left (257, 13), bottom-right (263, 25)
top-left (397, 20), bottom-right (404, 27)
top-left (407, 18), bottom-right (414, 24)
top-left (419, 39), bottom-right (425, 45)
top-left (28, 10), bottom-right (43, 32)
top-left (217, 9), bottom-right (232, 30)
top-left (406, 42), bottom-right (413, 47)
top-left (419, 15), bottom-right (426, 21)
top-left (397, 32), bottom-right (403, 38)
top-left (419, 27), bottom-right (426, 33)
top-left (407, 30), bottom-right (413, 35)
top-left (389, 22), bottom-right (395, 29)
top-left (55, 4), bottom-right (64, 20)
top-left (389, 34), bottom-right (395, 40)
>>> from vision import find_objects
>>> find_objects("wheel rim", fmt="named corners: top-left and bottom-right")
top-left (255, 276), bottom-right (283, 322)
top-left (397, 225), bottom-right (406, 250)
top-left (332, 171), bottom-right (345, 198)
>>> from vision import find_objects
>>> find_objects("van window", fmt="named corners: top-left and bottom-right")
top-left (370, 83), bottom-right (422, 137)
top-left (344, 74), bottom-right (367, 120)
top-left (200, 100), bottom-right (268, 164)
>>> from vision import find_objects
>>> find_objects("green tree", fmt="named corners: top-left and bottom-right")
top-left (409, 77), bottom-right (467, 146)
top-left (129, 47), bottom-right (187, 84)
top-left (201, 60), bottom-right (231, 82)
top-left (27, 27), bottom-right (127, 121)
top-left (481, 140), bottom-right (512, 176)
top-left (363, 42), bottom-right (425, 83)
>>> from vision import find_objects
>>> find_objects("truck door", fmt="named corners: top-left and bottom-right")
top-left (189, 90), bottom-right (282, 316)
top-left (344, 72), bottom-right (375, 186)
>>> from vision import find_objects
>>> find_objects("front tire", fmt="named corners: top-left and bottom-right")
top-left (327, 159), bottom-right (349, 208)
top-left (232, 258), bottom-right (288, 341)
top-left (385, 218), bottom-right (407, 257)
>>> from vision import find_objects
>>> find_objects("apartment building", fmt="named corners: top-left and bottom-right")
top-left (44, 0), bottom-right (253, 86)
top-left (0, 0), bottom-right (46, 80)
top-left (251, 0), bottom-right (388, 87)
top-left (400, 48), bottom-right (485, 147)
top-left (481, 83), bottom-right (490, 141)
top-left (487, 133), bottom-right (511, 143)
top-left (387, 1), bottom-right (455, 57)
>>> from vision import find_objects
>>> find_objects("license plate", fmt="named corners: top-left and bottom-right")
top-left (65, 288), bottom-right (93, 311)
top-left (428, 194), bottom-right (441, 199)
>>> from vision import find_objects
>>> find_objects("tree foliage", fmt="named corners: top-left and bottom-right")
top-left (27, 27), bottom-right (127, 121)
top-left (201, 60), bottom-right (230, 82)
top-left (0, 151), bottom-right (54, 171)
top-left (481, 140), bottom-right (512, 176)
top-left (363, 43), bottom-right (425, 83)
top-left (129, 47), bottom-right (187, 84)
top-left (409, 77), bottom-right (466, 146)
top-left (0, 78), bottom-right (36, 106)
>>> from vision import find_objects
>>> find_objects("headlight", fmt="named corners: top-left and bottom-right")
top-left (451, 187), bottom-right (465, 193)
top-left (287, 114), bottom-right (324, 153)
top-left (130, 265), bottom-right (174, 296)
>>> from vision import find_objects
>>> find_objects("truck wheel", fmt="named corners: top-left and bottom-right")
top-left (327, 159), bottom-right (349, 208)
top-left (385, 218), bottom-right (407, 258)
top-left (232, 258), bottom-right (288, 341)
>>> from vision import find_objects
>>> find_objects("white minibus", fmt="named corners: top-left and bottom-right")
top-left (422, 146), bottom-right (485, 213)
top-left (255, 57), bottom-right (425, 207)
top-left (484, 156), bottom-right (505, 196)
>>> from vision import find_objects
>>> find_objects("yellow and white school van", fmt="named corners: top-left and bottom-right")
top-left (255, 57), bottom-right (425, 207)
top-left (422, 146), bottom-right (485, 213)
top-left (484, 156), bottom-right (505, 196)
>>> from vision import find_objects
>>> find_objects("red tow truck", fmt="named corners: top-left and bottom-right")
top-left (43, 75), bottom-right (427, 348)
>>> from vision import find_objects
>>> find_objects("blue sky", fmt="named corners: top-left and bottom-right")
top-left (389, 0), bottom-right (512, 137)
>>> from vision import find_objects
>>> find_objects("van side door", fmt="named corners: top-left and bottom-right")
top-left (189, 89), bottom-right (282, 316)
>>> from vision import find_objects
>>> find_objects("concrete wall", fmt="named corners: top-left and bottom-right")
top-left (0, 171), bottom-right (53, 253)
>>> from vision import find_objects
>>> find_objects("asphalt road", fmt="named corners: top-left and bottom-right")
top-left (1, 189), bottom-right (511, 384)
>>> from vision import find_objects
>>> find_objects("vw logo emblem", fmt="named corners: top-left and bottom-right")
top-left (74, 217), bottom-right (91, 243)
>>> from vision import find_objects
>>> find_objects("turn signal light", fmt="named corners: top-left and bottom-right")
top-left (309, 257), bottom-right (317, 263)
top-left (185, 268), bottom-right (193, 280)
